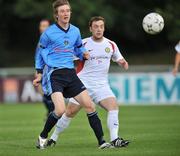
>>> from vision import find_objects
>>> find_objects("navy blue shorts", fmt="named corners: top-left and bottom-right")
top-left (50, 68), bottom-right (86, 98)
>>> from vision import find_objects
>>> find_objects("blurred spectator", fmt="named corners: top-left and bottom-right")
top-left (39, 19), bottom-right (51, 34)
top-left (37, 19), bottom-right (54, 117)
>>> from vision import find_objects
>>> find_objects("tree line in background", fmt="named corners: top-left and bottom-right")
top-left (0, 0), bottom-right (179, 67)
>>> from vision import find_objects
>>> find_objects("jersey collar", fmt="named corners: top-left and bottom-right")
top-left (55, 23), bottom-right (70, 33)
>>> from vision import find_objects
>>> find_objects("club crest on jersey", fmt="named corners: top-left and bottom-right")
top-left (64, 40), bottom-right (69, 46)
top-left (105, 47), bottom-right (110, 53)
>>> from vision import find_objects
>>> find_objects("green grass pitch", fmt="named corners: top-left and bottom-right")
top-left (0, 104), bottom-right (180, 156)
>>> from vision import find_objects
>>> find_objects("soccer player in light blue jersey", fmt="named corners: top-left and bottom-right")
top-left (33, 0), bottom-right (110, 149)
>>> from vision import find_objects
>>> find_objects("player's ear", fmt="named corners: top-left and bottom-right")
top-left (89, 27), bottom-right (92, 33)
top-left (54, 14), bottom-right (58, 21)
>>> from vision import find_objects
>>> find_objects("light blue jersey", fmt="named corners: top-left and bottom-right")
top-left (41, 65), bottom-right (51, 95)
top-left (35, 23), bottom-right (86, 73)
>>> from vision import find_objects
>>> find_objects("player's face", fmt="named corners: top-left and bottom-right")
top-left (39, 21), bottom-right (50, 34)
top-left (90, 20), bottom-right (105, 41)
top-left (57, 5), bottom-right (71, 25)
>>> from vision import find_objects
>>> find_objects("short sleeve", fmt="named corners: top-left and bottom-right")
top-left (111, 42), bottom-right (124, 62)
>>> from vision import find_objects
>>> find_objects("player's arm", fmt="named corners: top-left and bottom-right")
top-left (75, 29), bottom-right (89, 60)
top-left (172, 42), bottom-right (180, 76)
top-left (33, 33), bottom-right (49, 86)
top-left (112, 42), bottom-right (129, 70)
top-left (34, 49), bottom-right (44, 87)
top-left (173, 53), bottom-right (180, 76)
top-left (117, 59), bottom-right (129, 70)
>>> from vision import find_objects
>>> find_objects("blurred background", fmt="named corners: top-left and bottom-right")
top-left (0, 0), bottom-right (179, 104)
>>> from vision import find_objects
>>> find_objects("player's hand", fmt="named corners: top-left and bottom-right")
top-left (118, 59), bottom-right (129, 70)
top-left (33, 73), bottom-right (42, 87)
top-left (172, 68), bottom-right (178, 76)
top-left (83, 52), bottom-right (90, 60)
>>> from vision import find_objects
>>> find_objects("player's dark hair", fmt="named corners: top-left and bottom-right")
top-left (89, 16), bottom-right (105, 27)
top-left (52, 0), bottom-right (71, 21)
top-left (39, 19), bottom-right (51, 25)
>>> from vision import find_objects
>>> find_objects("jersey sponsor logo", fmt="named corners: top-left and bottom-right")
top-left (105, 47), bottom-right (110, 53)
top-left (54, 48), bottom-right (72, 53)
top-left (90, 56), bottom-right (109, 60)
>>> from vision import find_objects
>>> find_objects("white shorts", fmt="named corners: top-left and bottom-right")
top-left (69, 84), bottom-right (115, 105)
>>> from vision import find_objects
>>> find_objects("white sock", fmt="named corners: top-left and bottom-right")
top-left (107, 110), bottom-right (119, 141)
top-left (50, 113), bottom-right (72, 141)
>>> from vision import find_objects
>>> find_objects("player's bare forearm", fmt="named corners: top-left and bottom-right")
top-left (175, 53), bottom-right (180, 69)
top-left (117, 59), bottom-right (129, 70)
top-left (173, 53), bottom-right (180, 76)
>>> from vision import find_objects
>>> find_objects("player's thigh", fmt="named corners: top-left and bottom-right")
top-left (51, 92), bottom-right (66, 116)
top-left (94, 85), bottom-right (118, 111)
top-left (74, 90), bottom-right (95, 113)
top-left (99, 97), bottom-right (118, 111)
top-left (66, 101), bottom-right (82, 118)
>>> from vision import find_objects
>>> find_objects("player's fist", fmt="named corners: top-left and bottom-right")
top-left (83, 52), bottom-right (90, 60)
top-left (33, 73), bottom-right (42, 87)
top-left (172, 67), bottom-right (178, 76)
top-left (118, 59), bottom-right (129, 70)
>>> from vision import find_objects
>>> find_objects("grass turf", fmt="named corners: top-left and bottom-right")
top-left (0, 104), bottom-right (180, 156)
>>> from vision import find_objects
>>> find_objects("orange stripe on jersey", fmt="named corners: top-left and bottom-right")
top-left (76, 60), bottom-right (85, 74)
top-left (108, 41), bottom-right (115, 53)
top-left (75, 41), bottom-right (87, 73)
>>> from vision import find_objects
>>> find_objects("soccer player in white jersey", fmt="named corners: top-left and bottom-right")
top-left (172, 41), bottom-right (180, 76)
top-left (47, 16), bottom-right (130, 148)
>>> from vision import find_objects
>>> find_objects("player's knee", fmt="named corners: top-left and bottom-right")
top-left (65, 109), bottom-right (76, 118)
top-left (65, 103), bottom-right (81, 118)
top-left (107, 106), bottom-right (118, 111)
top-left (112, 103), bottom-right (119, 110)
top-left (54, 108), bottom-right (65, 117)
top-left (84, 103), bottom-right (96, 113)
top-left (102, 102), bottom-right (118, 111)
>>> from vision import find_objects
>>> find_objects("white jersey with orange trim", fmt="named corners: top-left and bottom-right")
top-left (77, 37), bottom-right (124, 88)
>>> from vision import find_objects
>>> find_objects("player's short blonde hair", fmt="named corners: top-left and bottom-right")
top-left (89, 16), bottom-right (105, 27)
